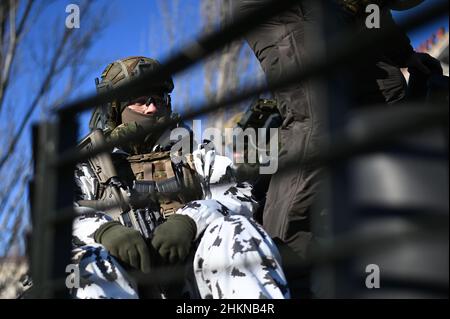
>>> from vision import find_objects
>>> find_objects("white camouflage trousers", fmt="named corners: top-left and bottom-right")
top-left (71, 201), bottom-right (290, 299)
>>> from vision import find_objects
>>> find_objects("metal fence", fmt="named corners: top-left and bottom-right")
top-left (29, 0), bottom-right (449, 298)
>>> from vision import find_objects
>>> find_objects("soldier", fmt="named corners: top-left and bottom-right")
top-left (71, 56), bottom-right (290, 299)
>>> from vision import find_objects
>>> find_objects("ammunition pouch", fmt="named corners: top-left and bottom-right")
top-left (127, 151), bottom-right (203, 218)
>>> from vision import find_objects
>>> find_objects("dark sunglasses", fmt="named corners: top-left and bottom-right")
top-left (129, 94), bottom-right (169, 107)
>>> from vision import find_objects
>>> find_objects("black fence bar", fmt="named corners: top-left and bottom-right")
top-left (124, 215), bottom-right (448, 288)
top-left (50, 104), bottom-right (449, 223)
top-left (52, 1), bottom-right (448, 169)
top-left (30, 122), bottom-right (56, 298)
top-left (29, 115), bottom-right (78, 298)
top-left (310, 104), bottom-right (448, 166)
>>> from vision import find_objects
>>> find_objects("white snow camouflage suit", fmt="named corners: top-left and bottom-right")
top-left (71, 144), bottom-right (290, 299)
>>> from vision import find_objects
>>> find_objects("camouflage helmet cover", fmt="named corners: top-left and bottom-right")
top-left (98, 56), bottom-right (174, 93)
top-left (89, 56), bottom-right (174, 131)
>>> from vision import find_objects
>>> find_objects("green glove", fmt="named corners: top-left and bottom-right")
top-left (94, 221), bottom-right (151, 273)
top-left (151, 214), bottom-right (197, 264)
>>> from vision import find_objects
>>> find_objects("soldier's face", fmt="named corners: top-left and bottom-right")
top-left (127, 96), bottom-right (158, 115)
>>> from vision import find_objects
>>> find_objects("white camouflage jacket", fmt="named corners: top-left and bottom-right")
top-left (72, 144), bottom-right (258, 245)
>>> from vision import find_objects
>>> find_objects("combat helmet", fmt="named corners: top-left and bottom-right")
top-left (89, 56), bottom-right (174, 132)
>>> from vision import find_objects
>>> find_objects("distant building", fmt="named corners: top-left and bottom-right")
top-left (417, 27), bottom-right (449, 75)
top-left (0, 256), bottom-right (28, 299)
top-left (403, 26), bottom-right (449, 80)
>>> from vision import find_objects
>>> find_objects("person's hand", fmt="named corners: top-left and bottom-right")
top-left (151, 214), bottom-right (196, 264)
top-left (94, 221), bottom-right (151, 273)
top-left (406, 52), bottom-right (431, 75)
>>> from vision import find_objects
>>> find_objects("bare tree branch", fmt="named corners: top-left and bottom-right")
top-left (1, 201), bottom-right (26, 257)
top-left (200, 0), bottom-right (246, 129)
top-left (155, 0), bottom-right (194, 115)
top-left (0, 168), bottom-right (29, 246)
top-left (0, 29), bottom-right (72, 170)
top-left (157, 0), bottom-right (175, 52)
top-left (0, 0), bottom-right (105, 171)
top-left (0, 0), bottom-right (34, 112)
top-left (0, 0), bottom-right (109, 296)
top-left (201, 0), bottom-right (219, 105)
top-left (0, 2), bottom-right (10, 66)
top-left (0, 160), bottom-right (28, 222)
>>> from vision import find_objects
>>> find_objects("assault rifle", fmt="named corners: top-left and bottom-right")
top-left (76, 130), bottom-right (163, 239)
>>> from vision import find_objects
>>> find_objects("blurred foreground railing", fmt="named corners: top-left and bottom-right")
top-left (29, 0), bottom-right (449, 298)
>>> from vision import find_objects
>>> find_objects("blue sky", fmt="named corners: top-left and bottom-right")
top-left (15, 0), bottom-right (208, 139)
top-left (72, 0), bottom-right (207, 137)
top-left (392, 0), bottom-right (449, 48)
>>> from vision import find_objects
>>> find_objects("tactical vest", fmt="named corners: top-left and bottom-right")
top-left (127, 151), bottom-right (203, 218)
top-left (77, 129), bottom-right (203, 239)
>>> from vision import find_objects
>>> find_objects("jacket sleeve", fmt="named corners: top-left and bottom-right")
top-left (177, 149), bottom-right (258, 239)
top-left (380, 8), bottom-right (414, 67)
top-left (72, 206), bottom-right (113, 246)
top-left (72, 162), bottom-right (112, 246)
top-left (74, 162), bottom-right (98, 201)
top-left (177, 182), bottom-right (258, 240)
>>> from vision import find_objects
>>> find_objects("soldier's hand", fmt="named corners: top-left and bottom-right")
top-left (94, 221), bottom-right (151, 273)
top-left (151, 214), bottom-right (197, 264)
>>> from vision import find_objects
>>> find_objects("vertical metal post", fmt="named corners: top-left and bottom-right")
top-left (311, 0), bottom-right (355, 298)
top-left (30, 114), bottom-right (78, 298)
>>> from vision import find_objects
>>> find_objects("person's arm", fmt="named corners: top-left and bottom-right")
top-left (72, 206), bottom-right (113, 246)
top-left (151, 183), bottom-right (258, 263)
top-left (380, 7), bottom-right (414, 67)
top-left (378, 7), bottom-right (435, 77)
top-left (177, 200), bottom-right (229, 240)
top-left (73, 163), bottom-right (113, 246)
top-left (74, 162), bottom-right (98, 201)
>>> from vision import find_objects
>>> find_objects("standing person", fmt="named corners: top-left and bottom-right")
top-left (231, 0), bottom-right (328, 279)
top-left (231, 0), bottom-right (435, 297)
